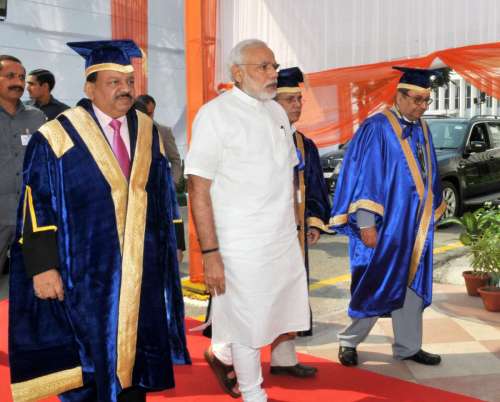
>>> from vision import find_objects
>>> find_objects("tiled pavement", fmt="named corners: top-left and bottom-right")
top-left (297, 283), bottom-right (500, 402)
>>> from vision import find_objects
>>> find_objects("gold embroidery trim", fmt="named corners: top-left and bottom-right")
top-left (434, 199), bottom-right (447, 222)
top-left (329, 213), bottom-right (348, 226)
top-left (63, 107), bottom-right (128, 253)
top-left (276, 86), bottom-right (302, 94)
top-left (116, 110), bottom-right (153, 388)
top-left (85, 63), bottom-right (134, 77)
top-left (38, 118), bottom-right (74, 158)
top-left (11, 366), bottom-right (83, 402)
top-left (173, 219), bottom-right (183, 223)
top-left (329, 199), bottom-right (385, 227)
top-left (19, 185), bottom-right (58, 244)
top-left (397, 83), bottom-right (430, 92)
top-left (307, 216), bottom-right (327, 231)
top-left (407, 122), bottom-right (434, 285)
top-left (295, 132), bottom-right (307, 256)
top-left (383, 109), bottom-right (424, 201)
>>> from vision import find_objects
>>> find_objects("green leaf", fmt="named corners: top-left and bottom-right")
top-left (459, 233), bottom-right (472, 246)
top-left (462, 212), bottom-right (478, 234)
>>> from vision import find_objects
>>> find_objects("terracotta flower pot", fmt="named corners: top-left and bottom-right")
top-left (478, 286), bottom-right (500, 312)
top-left (462, 271), bottom-right (490, 297)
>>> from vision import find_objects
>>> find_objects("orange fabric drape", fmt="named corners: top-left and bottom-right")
top-left (185, 0), bottom-right (218, 283)
top-left (296, 41), bottom-right (500, 147)
top-left (111, 0), bottom-right (148, 95)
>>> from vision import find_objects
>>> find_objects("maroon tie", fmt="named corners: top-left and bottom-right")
top-left (109, 119), bottom-right (130, 179)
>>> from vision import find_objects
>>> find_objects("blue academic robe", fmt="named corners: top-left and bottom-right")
top-left (294, 131), bottom-right (330, 336)
top-left (330, 108), bottom-right (446, 319)
top-left (294, 130), bottom-right (331, 273)
top-left (8, 99), bottom-right (190, 402)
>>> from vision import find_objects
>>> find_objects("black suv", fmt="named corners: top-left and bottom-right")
top-left (320, 116), bottom-right (500, 218)
top-left (320, 140), bottom-right (350, 194)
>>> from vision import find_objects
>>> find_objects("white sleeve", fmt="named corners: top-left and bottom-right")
top-left (288, 127), bottom-right (299, 168)
top-left (184, 107), bottom-right (222, 180)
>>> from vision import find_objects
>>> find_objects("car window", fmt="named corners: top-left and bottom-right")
top-left (469, 123), bottom-right (490, 147)
top-left (427, 120), bottom-right (468, 149)
top-left (487, 123), bottom-right (500, 148)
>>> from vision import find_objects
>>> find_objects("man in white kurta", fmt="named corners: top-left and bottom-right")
top-left (185, 39), bottom-right (309, 402)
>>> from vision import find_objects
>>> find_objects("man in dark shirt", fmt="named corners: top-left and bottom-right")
top-left (26, 68), bottom-right (69, 120)
top-left (135, 94), bottom-right (183, 187)
top-left (0, 55), bottom-right (46, 274)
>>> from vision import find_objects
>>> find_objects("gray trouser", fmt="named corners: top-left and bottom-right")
top-left (338, 287), bottom-right (423, 359)
top-left (0, 225), bottom-right (15, 271)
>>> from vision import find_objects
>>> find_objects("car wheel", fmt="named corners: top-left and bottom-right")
top-left (441, 180), bottom-right (461, 218)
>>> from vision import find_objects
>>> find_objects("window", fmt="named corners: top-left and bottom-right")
top-left (427, 120), bottom-right (467, 149)
top-left (466, 84), bottom-right (471, 109)
top-left (444, 86), bottom-right (449, 110)
top-left (488, 123), bottom-right (500, 148)
top-left (470, 123), bottom-right (489, 146)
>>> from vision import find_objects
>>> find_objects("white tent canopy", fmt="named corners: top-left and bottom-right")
top-left (216, 0), bottom-right (500, 81)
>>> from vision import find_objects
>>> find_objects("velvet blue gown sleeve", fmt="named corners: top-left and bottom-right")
top-left (19, 133), bottom-right (61, 277)
top-left (9, 133), bottom-right (81, 384)
top-left (160, 148), bottom-right (191, 365)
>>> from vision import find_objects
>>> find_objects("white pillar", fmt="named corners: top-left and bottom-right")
top-left (492, 97), bottom-right (498, 116)
top-left (470, 86), bottom-right (478, 117)
top-left (430, 90), bottom-right (437, 112)
top-left (449, 82), bottom-right (456, 115)
top-left (459, 78), bottom-right (466, 118)
top-left (438, 87), bottom-right (445, 113)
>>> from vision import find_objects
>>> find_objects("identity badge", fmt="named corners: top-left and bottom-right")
top-left (21, 129), bottom-right (32, 146)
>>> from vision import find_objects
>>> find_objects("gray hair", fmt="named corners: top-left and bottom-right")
top-left (227, 39), bottom-right (268, 80)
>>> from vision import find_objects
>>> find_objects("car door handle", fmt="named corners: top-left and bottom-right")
top-left (489, 155), bottom-right (495, 160)
top-left (458, 161), bottom-right (466, 168)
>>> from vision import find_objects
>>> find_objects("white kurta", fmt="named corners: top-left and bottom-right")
top-left (185, 87), bottom-right (310, 348)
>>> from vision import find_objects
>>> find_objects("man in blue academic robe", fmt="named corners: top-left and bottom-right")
top-left (330, 67), bottom-right (446, 367)
top-left (270, 67), bottom-right (330, 377)
top-left (8, 40), bottom-right (189, 402)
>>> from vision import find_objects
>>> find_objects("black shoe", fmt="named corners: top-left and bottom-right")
top-left (118, 387), bottom-right (146, 402)
top-left (403, 349), bottom-right (441, 365)
top-left (270, 363), bottom-right (317, 378)
top-left (338, 346), bottom-right (358, 366)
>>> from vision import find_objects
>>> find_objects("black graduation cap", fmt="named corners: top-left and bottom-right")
top-left (277, 67), bottom-right (304, 94)
top-left (67, 40), bottom-right (142, 77)
top-left (393, 66), bottom-right (443, 92)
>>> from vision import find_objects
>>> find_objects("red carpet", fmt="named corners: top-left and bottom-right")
top-left (0, 299), bottom-right (482, 402)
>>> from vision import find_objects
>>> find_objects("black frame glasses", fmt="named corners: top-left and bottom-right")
top-left (403, 92), bottom-right (433, 106)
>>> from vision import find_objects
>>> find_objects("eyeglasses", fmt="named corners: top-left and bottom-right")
top-left (402, 92), bottom-right (433, 106)
top-left (237, 62), bottom-right (280, 73)
top-left (0, 72), bottom-right (26, 81)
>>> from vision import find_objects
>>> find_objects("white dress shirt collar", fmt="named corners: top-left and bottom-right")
top-left (92, 104), bottom-right (131, 157)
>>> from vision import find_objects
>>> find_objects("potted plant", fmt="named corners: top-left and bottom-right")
top-left (442, 203), bottom-right (500, 301)
top-left (473, 205), bottom-right (500, 311)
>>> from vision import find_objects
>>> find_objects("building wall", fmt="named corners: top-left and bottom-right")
top-left (429, 73), bottom-right (499, 118)
top-left (0, 0), bottom-right (186, 146)
top-left (148, 0), bottom-right (186, 154)
top-left (0, 0), bottom-right (111, 106)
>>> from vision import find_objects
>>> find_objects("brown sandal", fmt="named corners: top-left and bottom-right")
top-left (204, 349), bottom-right (241, 398)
